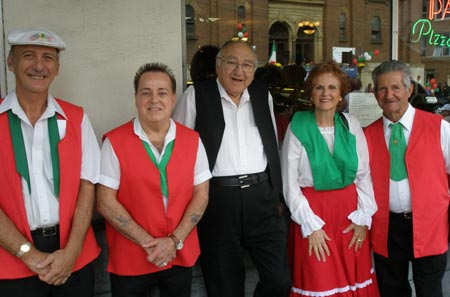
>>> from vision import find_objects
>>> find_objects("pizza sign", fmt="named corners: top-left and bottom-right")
top-left (410, 1), bottom-right (450, 48)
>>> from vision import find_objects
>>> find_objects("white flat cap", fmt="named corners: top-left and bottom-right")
top-left (7, 27), bottom-right (66, 51)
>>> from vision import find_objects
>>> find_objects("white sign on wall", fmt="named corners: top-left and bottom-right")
top-left (332, 47), bottom-right (356, 63)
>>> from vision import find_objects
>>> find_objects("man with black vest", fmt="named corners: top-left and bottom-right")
top-left (173, 40), bottom-right (290, 297)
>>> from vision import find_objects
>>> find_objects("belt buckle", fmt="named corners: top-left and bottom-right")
top-left (42, 226), bottom-right (57, 237)
top-left (403, 212), bottom-right (412, 219)
top-left (239, 175), bottom-right (251, 189)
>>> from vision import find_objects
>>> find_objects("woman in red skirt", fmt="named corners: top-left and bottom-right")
top-left (280, 61), bottom-right (379, 297)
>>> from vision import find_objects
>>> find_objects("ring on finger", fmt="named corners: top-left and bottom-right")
top-left (357, 239), bottom-right (362, 243)
top-left (162, 262), bottom-right (168, 266)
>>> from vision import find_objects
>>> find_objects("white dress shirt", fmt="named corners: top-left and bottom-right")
top-left (99, 118), bottom-right (211, 211)
top-left (382, 104), bottom-right (450, 213)
top-left (172, 80), bottom-right (278, 177)
top-left (280, 113), bottom-right (377, 237)
top-left (0, 91), bottom-right (101, 230)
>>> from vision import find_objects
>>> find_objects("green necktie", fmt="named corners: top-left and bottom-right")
top-left (389, 123), bottom-right (408, 181)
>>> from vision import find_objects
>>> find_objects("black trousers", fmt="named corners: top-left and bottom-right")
top-left (110, 266), bottom-right (193, 297)
top-left (0, 227), bottom-right (94, 297)
top-left (0, 229), bottom-right (94, 297)
top-left (0, 263), bottom-right (94, 297)
top-left (198, 179), bottom-right (291, 297)
top-left (374, 212), bottom-right (447, 297)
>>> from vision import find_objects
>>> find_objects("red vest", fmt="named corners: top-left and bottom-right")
top-left (104, 121), bottom-right (200, 275)
top-left (364, 110), bottom-right (449, 258)
top-left (0, 98), bottom-right (100, 279)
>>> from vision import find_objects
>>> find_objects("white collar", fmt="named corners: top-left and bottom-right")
top-left (382, 103), bottom-right (415, 132)
top-left (0, 90), bottom-right (67, 124)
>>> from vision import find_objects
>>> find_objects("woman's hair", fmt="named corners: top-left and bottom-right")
top-left (304, 61), bottom-right (351, 101)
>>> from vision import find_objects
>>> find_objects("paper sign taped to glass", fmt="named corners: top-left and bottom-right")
top-left (348, 92), bottom-right (383, 127)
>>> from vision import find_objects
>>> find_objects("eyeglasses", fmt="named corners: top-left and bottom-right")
top-left (218, 57), bottom-right (255, 73)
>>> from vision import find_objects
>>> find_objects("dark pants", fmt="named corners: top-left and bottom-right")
top-left (110, 266), bottom-right (193, 297)
top-left (374, 212), bottom-right (447, 297)
top-left (0, 227), bottom-right (95, 297)
top-left (198, 179), bottom-right (291, 297)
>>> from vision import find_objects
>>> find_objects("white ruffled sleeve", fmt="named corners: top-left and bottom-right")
top-left (281, 125), bottom-right (325, 237)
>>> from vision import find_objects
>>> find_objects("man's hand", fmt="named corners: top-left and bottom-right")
top-left (142, 237), bottom-right (177, 268)
top-left (35, 248), bottom-right (78, 285)
top-left (20, 247), bottom-right (51, 277)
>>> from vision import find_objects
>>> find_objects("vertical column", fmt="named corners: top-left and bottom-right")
top-left (391, 0), bottom-right (399, 60)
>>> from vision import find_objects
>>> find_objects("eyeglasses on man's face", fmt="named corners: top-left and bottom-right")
top-left (218, 56), bottom-right (255, 73)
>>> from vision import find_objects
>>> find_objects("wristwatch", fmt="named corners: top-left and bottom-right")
top-left (16, 242), bottom-right (31, 258)
top-left (168, 233), bottom-right (184, 250)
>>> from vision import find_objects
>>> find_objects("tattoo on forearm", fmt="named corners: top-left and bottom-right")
top-left (190, 214), bottom-right (200, 225)
top-left (115, 215), bottom-right (130, 228)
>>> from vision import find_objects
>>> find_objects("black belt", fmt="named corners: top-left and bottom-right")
top-left (31, 225), bottom-right (59, 237)
top-left (212, 171), bottom-right (269, 189)
top-left (390, 211), bottom-right (412, 220)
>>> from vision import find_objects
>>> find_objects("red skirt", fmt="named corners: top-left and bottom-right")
top-left (288, 185), bottom-right (379, 297)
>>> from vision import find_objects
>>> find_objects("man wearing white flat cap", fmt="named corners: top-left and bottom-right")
top-left (0, 27), bottom-right (100, 297)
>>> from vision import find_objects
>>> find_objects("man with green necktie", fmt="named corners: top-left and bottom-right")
top-left (364, 60), bottom-right (450, 297)
top-left (0, 27), bottom-right (101, 297)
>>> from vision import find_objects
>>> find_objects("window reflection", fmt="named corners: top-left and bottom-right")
top-left (371, 16), bottom-right (381, 43)
top-left (339, 13), bottom-right (347, 41)
top-left (186, 4), bottom-right (195, 39)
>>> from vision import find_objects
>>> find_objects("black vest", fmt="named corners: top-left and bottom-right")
top-left (194, 78), bottom-right (282, 196)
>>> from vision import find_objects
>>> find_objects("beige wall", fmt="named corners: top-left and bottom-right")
top-left (0, 0), bottom-right (184, 140)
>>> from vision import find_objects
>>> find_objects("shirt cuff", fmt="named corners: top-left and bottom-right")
top-left (348, 209), bottom-right (373, 229)
top-left (294, 214), bottom-right (325, 238)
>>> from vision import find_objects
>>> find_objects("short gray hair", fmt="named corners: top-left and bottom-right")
top-left (372, 60), bottom-right (412, 91)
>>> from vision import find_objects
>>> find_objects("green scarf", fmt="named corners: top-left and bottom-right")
top-left (142, 140), bottom-right (174, 197)
top-left (8, 110), bottom-right (60, 196)
top-left (290, 111), bottom-right (358, 190)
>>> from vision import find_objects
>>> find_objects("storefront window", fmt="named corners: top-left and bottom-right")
top-left (403, 0), bottom-right (450, 97)
top-left (183, 0), bottom-right (450, 106)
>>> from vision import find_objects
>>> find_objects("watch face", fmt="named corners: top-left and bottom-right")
top-left (17, 242), bottom-right (31, 257)
top-left (21, 243), bottom-right (31, 252)
top-left (177, 241), bottom-right (184, 250)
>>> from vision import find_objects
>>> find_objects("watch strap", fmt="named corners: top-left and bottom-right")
top-left (168, 233), bottom-right (182, 249)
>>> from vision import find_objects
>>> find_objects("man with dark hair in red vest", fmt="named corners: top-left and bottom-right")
top-left (97, 62), bottom-right (211, 297)
top-left (364, 60), bottom-right (450, 297)
top-left (0, 27), bottom-right (101, 297)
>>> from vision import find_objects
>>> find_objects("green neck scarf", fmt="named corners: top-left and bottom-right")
top-left (142, 140), bottom-right (174, 197)
top-left (290, 111), bottom-right (358, 190)
top-left (8, 110), bottom-right (60, 196)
